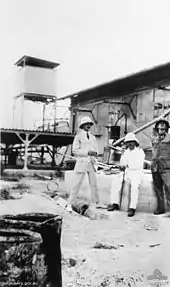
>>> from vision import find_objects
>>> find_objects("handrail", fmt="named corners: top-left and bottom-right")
top-left (34, 118), bottom-right (69, 131)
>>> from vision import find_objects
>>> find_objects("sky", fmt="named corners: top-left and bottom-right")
top-left (1, 0), bottom-right (170, 128)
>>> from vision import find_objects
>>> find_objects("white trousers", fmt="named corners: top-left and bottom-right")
top-left (110, 170), bottom-right (143, 209)
top-left (68, 162), bottom-right (99, 205)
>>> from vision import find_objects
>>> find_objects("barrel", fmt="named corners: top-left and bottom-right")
top-left (112, 149), bottom-right (122, 162)
top-left (110, 126), bottom-right (120, 140)
top-left (0, 213), bottom-right (62, 287)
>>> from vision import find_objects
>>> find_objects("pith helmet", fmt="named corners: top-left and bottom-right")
top-left (79, 116), bottom-right (93, 128)
top-left (124, 133), bottom-right (139, 144)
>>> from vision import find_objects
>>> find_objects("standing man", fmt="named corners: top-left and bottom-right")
top-left (67, 116), bottom-right (100, 212)
top-left (151, 119), bottom-right (170, 215)
top-left (108, 133), bottom-right (145, 217)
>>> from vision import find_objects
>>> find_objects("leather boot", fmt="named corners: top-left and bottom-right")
top-left (108, 203), bottom-right (120, 212)
top-left (128, 208), bottom-right (135, 217)
top-left (154, 201), bottom-right (165, 215)
top-left (154, 208), bottom-right (165, 215)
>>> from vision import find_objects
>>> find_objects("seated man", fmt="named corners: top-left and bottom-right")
top-left (108, 133), bottom-right (145, 217)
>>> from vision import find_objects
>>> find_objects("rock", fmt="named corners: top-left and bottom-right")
top-left (69, 258), bottom-right (77, 267)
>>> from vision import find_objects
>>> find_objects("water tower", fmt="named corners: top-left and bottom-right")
top-left (13, 55), bottom-right (60, 131)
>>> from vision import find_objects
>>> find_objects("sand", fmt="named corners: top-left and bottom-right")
top-left (0, 177), bottom-right (170, 287)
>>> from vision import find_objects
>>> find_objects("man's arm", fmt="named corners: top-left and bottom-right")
top-left (72, 133), bottom-right (88, 157)
top-left (119, 150), bottom-right (128, 171)
top-left (88, 135), bottom-right (98, 157)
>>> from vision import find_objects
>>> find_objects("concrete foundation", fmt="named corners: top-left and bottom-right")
top-left (60, 170), bottom-right (157, 213)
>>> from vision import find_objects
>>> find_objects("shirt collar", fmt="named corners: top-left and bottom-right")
top-left (80, 129), bottom-right (89, 135)
top-left (127, 146), bottom-right (137, 152)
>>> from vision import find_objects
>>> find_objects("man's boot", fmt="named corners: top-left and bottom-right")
top-left (128, 208), bottom-right (135, 217)
top-left (154, 208), bottom-right (165, 215)
top-left (107, 203), bottom-right (120, 212)
top-left (154, 200), bottom-right (165, 215)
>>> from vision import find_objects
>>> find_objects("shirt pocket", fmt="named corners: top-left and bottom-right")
top-left (159, 156), bottom-right (170, 171)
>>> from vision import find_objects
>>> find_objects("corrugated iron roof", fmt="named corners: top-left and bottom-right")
top-left (15, 55), bottom-right (60, 69)
top-left (15, 93), bottom-right (57, 103)
top-left (0, 128), bottom-right (74, 147)
top-left (57, 62), bottom-right (170, 101)
top-left (0, 128), bottom-right (73, 135)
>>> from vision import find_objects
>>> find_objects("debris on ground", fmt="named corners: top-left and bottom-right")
top-left (0, 181), bottom-right (30, 200)
top-left (0, 175), bottom-right (21, 182)
top-left (83, 206), bottom-right (109, 220)
top-left (97, 271), bottom-right (144, 287)
top-left (144, 225), bottom-right (158, 231)
top-left (62, 270), bottom-right (144, 287)
top-left (93, 242), bottom-right (124, 250)
top-left (0, 176), bottom-right (169, 287)
top-left (149, 243), bottom-right (161, 248)
top-left (40, 194), bottom-right (109, 220)
top-left (62, 257), bottom-right (77, 267)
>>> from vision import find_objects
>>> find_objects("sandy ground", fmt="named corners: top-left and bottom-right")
top-left (0, 177), bottom-right (170, 287)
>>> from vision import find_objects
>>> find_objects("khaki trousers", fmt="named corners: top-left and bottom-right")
top-left (68, 162), bottom-right (99, 206)
top-left (152, 171), bottom-right (170, 209)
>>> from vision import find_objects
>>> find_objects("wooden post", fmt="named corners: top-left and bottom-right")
top-left (41, 146), bottom-right (44, 164)
top-left (16, 133), bottom-right (38, 171)
top-left (51, 146), bottom-right (56, 167)
top-left (23, 134), bottom-right (29, 170)
top-left (4, 145), bottom-right (8, 166)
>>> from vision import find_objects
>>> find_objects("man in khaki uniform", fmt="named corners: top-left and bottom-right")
top-left (67, 116), bottom-right (99, 212)
top-left (151, 119), bottom-right (170, 215)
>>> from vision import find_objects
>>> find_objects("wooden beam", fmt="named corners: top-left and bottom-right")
top-left (15, 133), bottom-right (38, 170)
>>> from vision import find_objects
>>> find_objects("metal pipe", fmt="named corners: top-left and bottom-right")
top-left (56, 152), bottom-right (112, 169)
top-left (111, 108), bottom-right (170, 147)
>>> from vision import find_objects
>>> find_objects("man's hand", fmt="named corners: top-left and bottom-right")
top-left (119, 165), bottom-right (127, 171)
top-left (88, 151), bottom-right (97, 157)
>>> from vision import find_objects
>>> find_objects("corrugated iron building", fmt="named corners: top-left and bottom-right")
top-left (60, 63), bottom-right (170, 160)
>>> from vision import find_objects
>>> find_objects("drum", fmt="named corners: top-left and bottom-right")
top-left (0, 213), bottom-right (62, 287)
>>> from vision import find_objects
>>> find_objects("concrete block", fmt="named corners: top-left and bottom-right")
top-left (59, 170), bottom-right (157, 213)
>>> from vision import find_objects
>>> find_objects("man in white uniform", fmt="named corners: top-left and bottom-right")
top-left (108, 133), bottom-right (145, 217)
top-left (67, 116), bottom-right (100, 212)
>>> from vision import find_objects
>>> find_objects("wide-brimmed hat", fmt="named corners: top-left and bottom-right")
top-left (79, 116), bottom-right (93, 128)
top-left (124, 133), bottom-right (139, 144)
top-left (155, 119), bottom-right (169, 129)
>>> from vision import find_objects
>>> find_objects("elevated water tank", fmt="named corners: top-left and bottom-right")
top-left (13, 56), bottom-right (60, 129)
top-left (15, 55), bottom-right (60, 97)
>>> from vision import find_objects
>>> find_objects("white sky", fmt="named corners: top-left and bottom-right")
top-left (1, 0), bottom-right (170, 128)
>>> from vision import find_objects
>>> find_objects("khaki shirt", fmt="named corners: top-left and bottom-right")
top-left (72, 129), bottom-right (98, 172)
top-left (151, 133), bottom-right (170, 172)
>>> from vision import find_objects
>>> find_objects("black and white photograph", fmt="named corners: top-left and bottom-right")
top-left (0, 1), bottom-right (170, 286)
